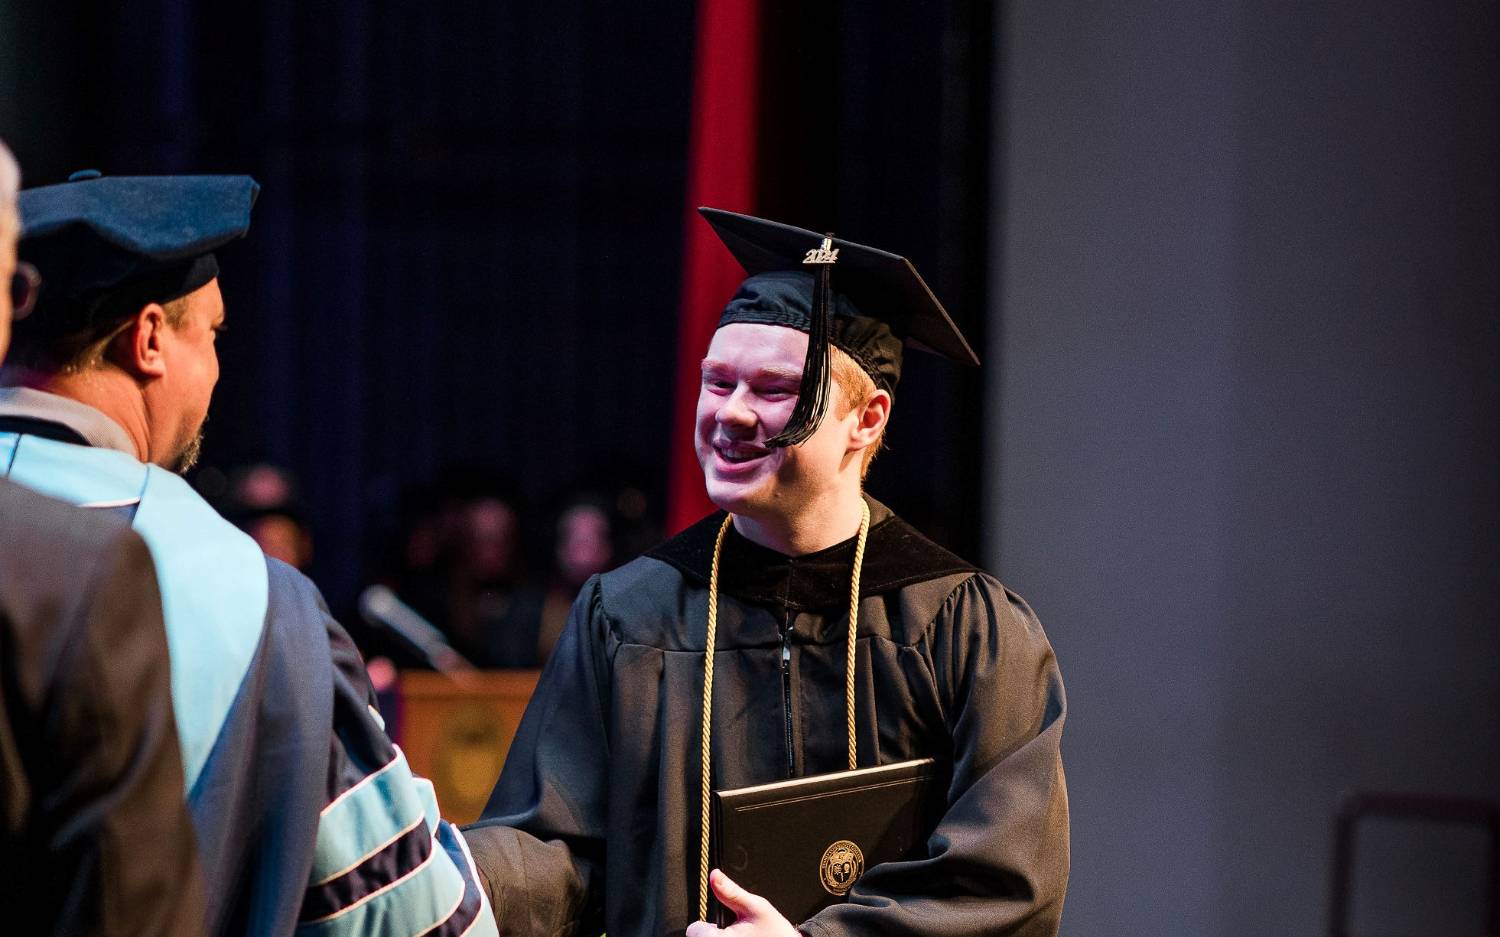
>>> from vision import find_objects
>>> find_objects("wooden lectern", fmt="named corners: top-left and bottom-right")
top-left (394, 670), bottom-right (541, 825)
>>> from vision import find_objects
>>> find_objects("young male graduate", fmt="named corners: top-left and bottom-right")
top-left (464, 210), bottom-right (1069, 936)
top-left (0, 171), bottom-right (498, 937)
top-left (0, 141), bottom-right (203, 935)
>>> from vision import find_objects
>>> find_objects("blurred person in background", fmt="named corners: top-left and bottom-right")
top-left (221, 462), bottom-right (315, 571)
top-left (0, 170), bottom-right (497, 936)
top-left (0, 139), bottom-right (204, 936)
top-left (537, 492), bottom-right (618, 663)
top-left (397, 471), bottom-right (545, 669)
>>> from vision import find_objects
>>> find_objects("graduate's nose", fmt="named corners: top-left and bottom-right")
top-left (716, 385), bottom-right (757, 431)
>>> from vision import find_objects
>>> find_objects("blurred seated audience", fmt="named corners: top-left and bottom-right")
top-left (220, 465), bottom-right (662, 674)
top-left (395, 470), bottom-right (545, 669)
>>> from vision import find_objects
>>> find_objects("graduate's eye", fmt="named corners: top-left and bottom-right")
top-left (702, 376), bottom-right (735, 394)
top-left (759, 384), bottom-right (797, 400)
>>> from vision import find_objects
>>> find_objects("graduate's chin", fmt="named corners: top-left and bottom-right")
top-left (702, 474), bottom-right (770, 516)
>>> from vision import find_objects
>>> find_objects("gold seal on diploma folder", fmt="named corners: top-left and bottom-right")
top-left (709, 758), bottom-right (943, 926)
top-left (818, 840), bottom-right (864, 896)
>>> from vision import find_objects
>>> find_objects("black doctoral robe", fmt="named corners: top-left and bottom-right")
top-left (465, 497), bottom-right (1069, 937)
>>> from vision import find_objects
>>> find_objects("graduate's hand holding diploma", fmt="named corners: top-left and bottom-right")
top-left (686, 869), bottom-right (800, 937)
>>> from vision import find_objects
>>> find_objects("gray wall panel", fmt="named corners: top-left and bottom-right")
top-left (990, 2), bottom-right (1500, 934)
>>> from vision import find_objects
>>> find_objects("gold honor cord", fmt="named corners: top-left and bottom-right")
top-left (699, 514), bottom-right (732, 923)
top-left (696, 501), bottom-right (872, 922)
top-left (845, 499), bottom-right (870, 772)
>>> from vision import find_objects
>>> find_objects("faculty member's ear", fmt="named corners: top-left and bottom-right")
top-left (848, 389), bottom-right (891, 449)
top-left (108, 303), bottom-right (170, 379)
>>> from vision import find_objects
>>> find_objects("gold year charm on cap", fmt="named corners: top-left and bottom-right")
top-left (803, 236), bottom-right (839, 265)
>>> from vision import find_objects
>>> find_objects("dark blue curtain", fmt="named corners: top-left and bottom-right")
top-left (2, 0), bottom-right (993, 608)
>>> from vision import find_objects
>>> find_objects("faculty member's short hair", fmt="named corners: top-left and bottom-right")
top-left (5, 293), bottom-right (191, 375)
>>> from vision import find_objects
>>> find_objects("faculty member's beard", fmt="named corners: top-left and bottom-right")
top-left (173, 419), bottom-right (207, 475)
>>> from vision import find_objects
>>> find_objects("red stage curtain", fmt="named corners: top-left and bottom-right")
top-left (665, 0), bottom-right (763, 534)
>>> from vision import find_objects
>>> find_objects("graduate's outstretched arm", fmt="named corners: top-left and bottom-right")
top-left (462, 575), bottom-right (613, 936)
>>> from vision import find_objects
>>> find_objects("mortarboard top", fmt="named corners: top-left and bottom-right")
top-left (699, 207), bottom-right (979, 447)
top-left (17, 171), bottom-right (259, 332)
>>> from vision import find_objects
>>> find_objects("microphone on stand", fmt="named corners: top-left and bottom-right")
top-left (357, 584), bottom-right (476, 675)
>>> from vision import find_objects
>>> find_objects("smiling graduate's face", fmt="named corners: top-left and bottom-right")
top-left (694, 323), bottom-right (861, 523)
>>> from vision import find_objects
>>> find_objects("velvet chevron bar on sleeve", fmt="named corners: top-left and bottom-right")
top-left (296, 747), bottom-right (497, 937)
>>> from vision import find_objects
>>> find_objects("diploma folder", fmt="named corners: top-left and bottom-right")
top-left (709, 757), bottom-right (943, 927)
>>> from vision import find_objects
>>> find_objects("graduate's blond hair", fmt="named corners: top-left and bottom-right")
top-left (830, 345), bottom-right (886, 479)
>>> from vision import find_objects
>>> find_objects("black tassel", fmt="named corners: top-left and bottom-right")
top-left (766, 252), bottom-right (835, 449)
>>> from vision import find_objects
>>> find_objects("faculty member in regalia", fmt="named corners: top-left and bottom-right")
top-left (0, 140), bottom-right (203, 936)
top-left (0, 171), bottom-right (500, 937)
top-left (464, 210), bottom-right (1069, 937)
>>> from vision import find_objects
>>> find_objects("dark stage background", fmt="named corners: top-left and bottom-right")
top-left (0, 0), bottom-right (993, 607)
top-left (4, 1), bottom-right (1500, 935)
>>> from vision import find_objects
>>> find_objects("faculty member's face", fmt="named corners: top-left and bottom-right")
top-left (695, 323), bottom-right (859, 523)
top-left (151, 278), bottom-right (224, 472)
top-left (0, 202), bottom-right (17, 360)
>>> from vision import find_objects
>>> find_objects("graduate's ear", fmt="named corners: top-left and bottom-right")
top-left (848, 388), bottom-right (891, 451)
top-left (106, 303), bottom-right (170, 379)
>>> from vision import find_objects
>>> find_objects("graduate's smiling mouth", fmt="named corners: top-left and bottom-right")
top-left (713, 440), bottom-right (771, 468)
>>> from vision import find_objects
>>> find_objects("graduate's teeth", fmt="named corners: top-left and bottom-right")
top-left (718, 444), bottom-right (765, 463)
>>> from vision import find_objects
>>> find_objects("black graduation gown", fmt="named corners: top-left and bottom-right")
top-left (0, 478), bottom-right (203, 935)
top-left (465, 497), bottom-right (1069, 937)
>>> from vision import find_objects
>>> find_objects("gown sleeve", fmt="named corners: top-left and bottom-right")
top-left (463, 575), bottom-right (613, 937)
top-left (800, 575), bottom-right (1070, 937)
top-left (289, 576), bottom-right (498, 937)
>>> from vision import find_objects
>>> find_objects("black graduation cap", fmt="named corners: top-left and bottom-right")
top-left (700, 207), bottom-right (978, 448)
top-left (17, 170), bottom-right (259, 332)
